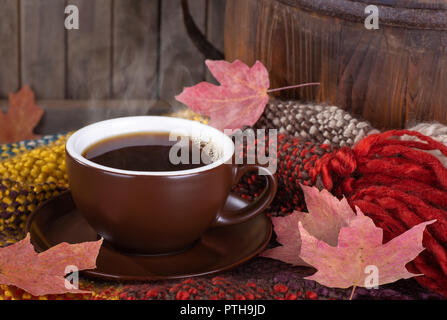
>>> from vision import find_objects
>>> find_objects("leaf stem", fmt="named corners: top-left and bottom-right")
top-left (267, 82), bottom-right (320, 93)
top-left (349, 285), bottom-right (357, 300)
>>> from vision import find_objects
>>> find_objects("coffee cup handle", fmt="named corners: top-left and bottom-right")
top-left (212, 164), bottom-right (278, 227)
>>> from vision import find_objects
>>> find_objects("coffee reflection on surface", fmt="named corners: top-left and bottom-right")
top-left (83, 132), bottom-right (214, 172)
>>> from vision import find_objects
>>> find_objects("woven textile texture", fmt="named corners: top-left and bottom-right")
top-left (235, 100), bottom-right (378, 214)
top-left (233, 133), bottom-right (332, 214)
top-left (255, 100), bottom-right (379, 147)
top-left (404, 123), bottom-right (447, 167)
top-left (0, 134), bottom-right (65, 161)
top-left (0, 106), bottom-right (444, 300)
top-left (311, 130), bottom-right (447, 297)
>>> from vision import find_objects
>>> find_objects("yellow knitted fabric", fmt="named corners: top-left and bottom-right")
top-left (0, 136), bottom-right (69, 241)
top-left (169, 109), bottom-right (209, 124)
top-left (0, 135), bottom-right (69, 186)
top-left (1, 143), bottom-right (29, 161)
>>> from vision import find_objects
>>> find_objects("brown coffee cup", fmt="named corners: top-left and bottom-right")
top-left (65, 116), bottom-right (277, 255)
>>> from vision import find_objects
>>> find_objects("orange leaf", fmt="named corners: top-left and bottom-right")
top-left (0, 86), bottom-right (44, 143)
top-left (0, 234), bottom-right (103, 296)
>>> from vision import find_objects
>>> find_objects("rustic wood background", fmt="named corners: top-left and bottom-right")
top-left (225, 0), bottom-right (447, 130)
top-left (0, 0), bottom-right (225, 133)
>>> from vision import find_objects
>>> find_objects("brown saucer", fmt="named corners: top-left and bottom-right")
top-left (25, 191), bottom-right (272, 281)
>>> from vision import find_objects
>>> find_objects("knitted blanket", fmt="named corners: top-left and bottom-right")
top-left (0, 101), bottom-right (444, 300)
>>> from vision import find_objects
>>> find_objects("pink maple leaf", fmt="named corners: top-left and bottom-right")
top-left (0, 234), bottom-right (102, 296)
top-left (176, 60), bottom-right (269, 131)
top-left (175, 60), bottom-right (319, 131)
top-left (261, 185), bottom-right (356, 266)
top-left (299, 209), bottom-right (435, 290)
top-left (262, 185), bottom-right (434, 295)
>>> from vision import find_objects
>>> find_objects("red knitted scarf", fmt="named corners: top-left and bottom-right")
top-left (311, 130), bottom-right (447, 297)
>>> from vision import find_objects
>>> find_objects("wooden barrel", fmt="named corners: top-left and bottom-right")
top-left (224, 0), bottom-right (447, 130)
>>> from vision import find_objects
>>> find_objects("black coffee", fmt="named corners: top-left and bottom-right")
top-left (83, 132), bottom-right (214, 171)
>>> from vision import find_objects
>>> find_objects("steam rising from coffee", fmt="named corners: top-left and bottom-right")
top-left (80, 3), bottom-right (203, 125)
top-left (169, 129), bottom-right (278, 175)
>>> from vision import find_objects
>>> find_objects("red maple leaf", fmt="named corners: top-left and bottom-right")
top-left (176, 60), bottom-right (269, 131)
top-left (261, 185), bottom-right (434, 298)
top-left (261, 186), bottom-right (356, 266)
top-left (299, 211), bottom-right (434, 298)
top-left (0, 86), bottom-right (44, 143)
top-left (175, 60), bottom-right (318, 131)
top-left (0, 234), bottom-right (102, 296)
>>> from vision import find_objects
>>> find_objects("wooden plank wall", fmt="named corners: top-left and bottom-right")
top-left (0, 0), bottom-right (20, 98)
top-left (0, 0), bottom-right (225, 110)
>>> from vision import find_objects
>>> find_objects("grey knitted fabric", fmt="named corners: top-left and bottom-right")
top-left (255, 100), bottom-right (378, 147)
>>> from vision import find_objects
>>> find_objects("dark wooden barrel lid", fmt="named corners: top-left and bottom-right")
top-left (278, 0), bottom-right (447, 29)
top-left (355, 0), bottom-right (447, 10)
